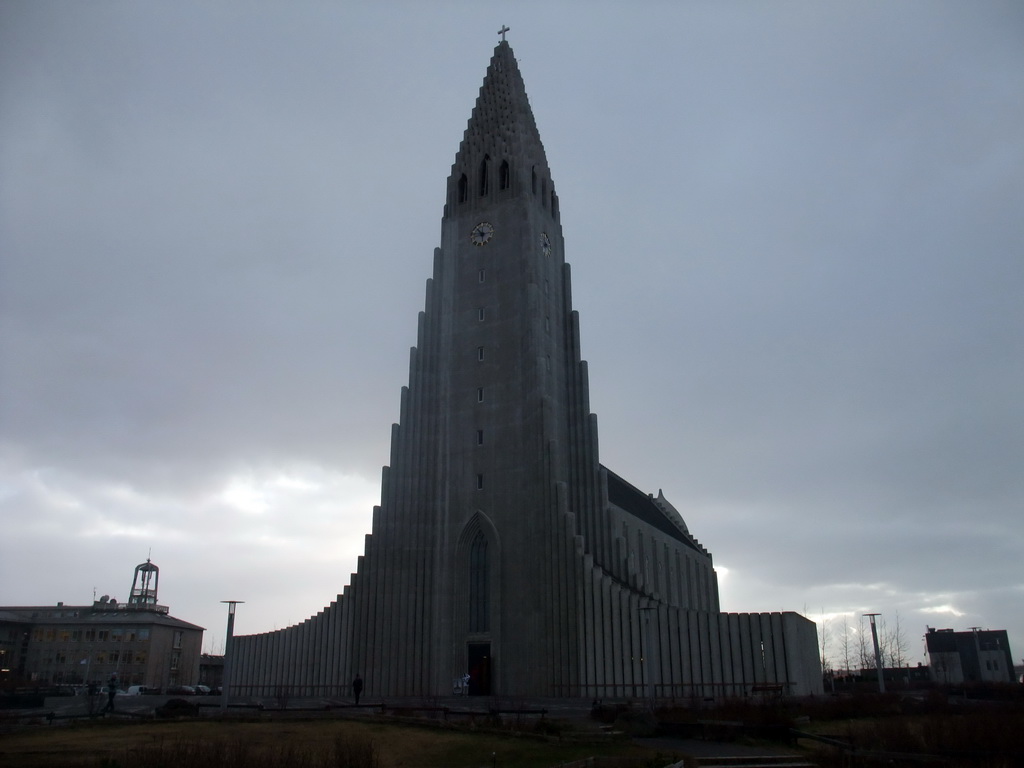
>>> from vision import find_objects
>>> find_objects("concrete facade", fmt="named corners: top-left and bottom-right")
top-left (0, 599), bottom-right (203, 690)
top-left (231, 41), bottom-right (822, 700)
top-left (926, 627), bottom-right (1016, 684)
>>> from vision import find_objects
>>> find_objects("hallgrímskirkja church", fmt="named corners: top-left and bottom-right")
top-left (231, 39), bottom-right (822, 699)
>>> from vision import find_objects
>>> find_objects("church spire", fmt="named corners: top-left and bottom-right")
top-left (446, 41), bottom-right (555, 217)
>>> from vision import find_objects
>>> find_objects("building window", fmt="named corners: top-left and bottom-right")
top-left (499, 160), bottom-right (510, 190)
top-left (478, 307), bottom-right (485, 321)
top-left (477, 388), bottom-right (484, 403)
top-left (476, 474), bottom-right (484, 490)
top-left (469, 530), bottom-right (490, 632)
top-left (477, 346), bottom-right (485, 361)
top-left (479, 155), bottom-right (489, 196)
top-left (172, 631), bottom-right (183, 650)
top-left (478, 269), bottom-right (486, 283)
top-left (97, 631), bottom-right (108, 642)
top-left (170, 651), bottom-right (180, 671)
top-left (544, 316), bottom-right (550, 332)
top-left (458, 173), bottom-right (468, 203)
top-left (477, 429), bottom-right (484, 445)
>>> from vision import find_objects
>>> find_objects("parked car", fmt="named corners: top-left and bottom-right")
top-left (166, 685), bottom-right (196, 696)
top-left (124, 685), bottom-right (160, 696)
top-left (193, 684), bottom-right (211, 695)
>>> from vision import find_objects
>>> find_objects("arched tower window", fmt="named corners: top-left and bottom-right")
top-left (469, 530), bottom-right (489, 632)
top-left (479, 155), bottom-right (490, 196)
top-left (458, 174), bottom-right (468, 203)
top-left (531, 167), bottom-right (537, 195)
top-left (499, 160), bottom-right (510, 190)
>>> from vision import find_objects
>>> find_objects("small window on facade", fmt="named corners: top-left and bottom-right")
top-left (499, 160), bottom-right (510, 190)
top-left (477, 346), bottom-right (485, 361)
top-left (477, 387), bottom-right (484, 402)
top-left (532, 167), bottom-right (537, 195)
top-left (172, 630), bottom-right (183, 650)
top-left (476, 474), bottom-right (484, 490)
top-left (478, 307), bottom-right (485, 321)
top-left (544, 316), bottom-right (550, 332)
top-left (458, 174), bottom-right (468, 203)
top-left (479, 155), bottom-right (489, 196)
top-left (477, 429), bottom-right (484, 445)
top-left (479, 269), bottom-right (486, 283)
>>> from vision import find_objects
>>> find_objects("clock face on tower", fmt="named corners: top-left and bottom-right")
top-left (540, 232), bottom-right (551, 257)
top-left (470, 222), bottom-right (494, 246)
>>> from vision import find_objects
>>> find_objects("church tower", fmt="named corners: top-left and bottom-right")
top-left (345, 39), bottom-right (602, 696)
top-left (230, 40), bottom-right (822, 700)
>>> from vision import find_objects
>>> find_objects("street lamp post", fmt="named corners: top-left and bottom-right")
top-left (220, 601), bottom-right (244, 711)
top-left (864, 613), bottom-right (885, 693)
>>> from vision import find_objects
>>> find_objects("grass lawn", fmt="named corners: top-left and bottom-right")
top-left (0, 715), bottom-right (678, 768)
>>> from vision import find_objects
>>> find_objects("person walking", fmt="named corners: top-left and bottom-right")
top-left (351, 673), bottom-right (363, 705)
top-left (105, 676), bottom-right (117, 712)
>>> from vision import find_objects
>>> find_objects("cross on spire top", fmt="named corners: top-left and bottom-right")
top-left (498, 25), bottom-right (510, 41)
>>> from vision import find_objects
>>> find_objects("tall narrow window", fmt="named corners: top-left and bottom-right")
top-left (499, 160), bottom-right (510, 190)
top-left (469, 530), bottom-right (489, 632)
top-left (478, 307), bottom-right (485, 321)
top-left (458, 174), bottom-right (468, 203)
top-left (476, 474), bottom-right (484, 490)
top-left (477, 429), bottom-right (484, 445)
top-left (479, 155), bottom-right (489, 196)
top-left (477, 387), bottom-right (484, 402)
top-left (477, 346), bottom-right (485, 361)
top-left (479, 269), bottom-right (486, 283)
top-left (531, 167), bottom-right (537, 195)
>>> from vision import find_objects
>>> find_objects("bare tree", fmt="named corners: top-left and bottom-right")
top-left (876, 615), bottom-right (893, 668)
top-left (857, 615), bottom-right (872, 673)
top-left (818, 609), bottom-right (831, 672)
top-left (839, 615), bottom-right (853, 677)
top-left (887, 612), bottom-right (909, 670)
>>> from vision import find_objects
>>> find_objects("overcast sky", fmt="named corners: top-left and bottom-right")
top-left (2, 1), bottom-right (1022, 668)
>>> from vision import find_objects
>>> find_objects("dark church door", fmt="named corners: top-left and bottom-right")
top-left (467, 642), bottom-right (491, 695)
